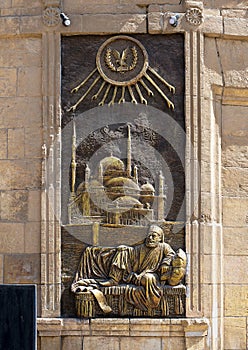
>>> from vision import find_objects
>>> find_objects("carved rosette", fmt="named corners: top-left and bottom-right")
top-left (42, 6), bottom-right (60, 27)
top-left (185, 7), bottom-right (203, 26)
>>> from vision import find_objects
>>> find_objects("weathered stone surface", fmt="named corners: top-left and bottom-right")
top-left (217, 39), bottom-right (248, 88)
top-left (120, 337), bottom-right (161, 350)
top-left (0, 190), bottom-right (28, 222)
top-left (24, 126), bottom-right (43, 158)
top-left (24, 222), bottom-right (41, 253)
top-left (224, 317), bottom-right (246, 349)
top-left (40, 337), bottom-right (61, 350)
top-left (17, 67), bottom-right (42, 97)
top-left (90, 318), bottom-right (129, 336)
top-left (224, 255), bottom-right (248, 284)
top-left (0, 17), bottom-right (19, 35)
top-left (161, 337), bottom-right (185, 350)
top-left (222, 197), bottom-right (248, 227)
top-left (28, 190), bottom-right (41, 222)
top-left (0, 160), bottom-right (41, 190)
top-left (0, 129), bottom-right (7, 159)
top-left (0, 37), bottom-right (41, 67)
top-left (224, 17), bottom-right (248, 37)
top-left (4, 253), bottom-right (40, 283)
top-left (0, 68), bottom-right (17, 97)
top-left (223, 227), bottom-right (248, 255)
top-left (62, 336), bottom-right (82, 350)
top-left (0, 97), bottom-right (42, 128)
top-left (222, 145), bottom-right (248, 168)
top-left (81, 14), bottom-right (147, 34)
top-left (0, 223), bottom-right (25, 253)
top-left (8, 128), bottom-right (25, 159)
top-left (222, 167), bottom-right (248, 197)
top-left (83, 336), bottom-right (120, 350)
top-left (222, 105), bottom-right (248, 148)
top-left (225, 285), bottom-right (248, 316)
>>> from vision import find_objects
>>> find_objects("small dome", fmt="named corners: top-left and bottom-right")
top-left (113, 196), bottom-right (143, 209)
top-left (99, 155), bottom-right (125, 173)
top-left (141, 182), bottom-right (155, 194)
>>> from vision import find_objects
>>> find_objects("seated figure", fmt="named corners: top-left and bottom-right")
top-left (71, 225), bottom-right (186, 314)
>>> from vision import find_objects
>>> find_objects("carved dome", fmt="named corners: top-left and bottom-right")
top-left (105, 176), bottom-right (140, 200)
top-left (140, 182), bottom-right (155, 194)
top-left (113, 196), bottom-right (143, 209)
top-left (99, 155), bottom-right (125, 173)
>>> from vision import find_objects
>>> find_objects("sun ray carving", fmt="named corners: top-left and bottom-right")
top-left (68, 36), bottom-right (175, 112)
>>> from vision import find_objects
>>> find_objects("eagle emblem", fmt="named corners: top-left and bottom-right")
top-left (105, 46), bottom-right (138, 73)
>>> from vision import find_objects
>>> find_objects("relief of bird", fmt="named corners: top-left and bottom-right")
top-left (112, 48), bottom-right (129, 72)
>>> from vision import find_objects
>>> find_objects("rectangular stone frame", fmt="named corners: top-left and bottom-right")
top-left (38, 0), bottom-right (236, 348)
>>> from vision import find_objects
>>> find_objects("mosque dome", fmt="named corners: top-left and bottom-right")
top-left (140, 182), bottom-right (155, 194)
top-left (105, 177), bottom-right (140, 200)
top-left (99, 155), bottom-right (125, 173)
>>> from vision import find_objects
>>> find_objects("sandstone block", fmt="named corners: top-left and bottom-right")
top-left (120, 337), bottom-right (161, 350)
top-left (0, 97), bottom-right (42, 128)
top-left (40, 336), bottom-right (61, 350)
top-left (162, 337), bottom-right (185, 350)
top-left (17, 67), bottom-right (42, 97)
top-left (0, 159), bottom-right (41, 190)
top-left (148, 12), bottom-right (163, 34)
top-left (222, 167), bottom-right (248, 197)
top-left (8, 128), bottom-right (25, 159)
top-left (0, 68), bottom-right (17, 97)
top-left (81, 14), bottom-right (146, 34)
top-left (24, 127), bottom-right (43, 158)
top-left (130, 319), bottom-right (171, 337)
top-left (90, 318), bottom-right (129, 336)
top-left (224, 317), bottom-right (246, 349)
top-left (25, 222), bottom-right (41, 254)
top-left (0, 190), bottom-right (28, 222)
top-left (224, 17), bottom-right (248, 37)
top-left (12, 0), bottom-right (41, 7)
top-left (224, 255), bottom-right (248, 284)
top-left (0, 17), bottom-right (19, 35)
top-left (62, 336), bottom-right (82, 350)
top-left (223, 227), bottom-right (248, 255)
top-left (0, 129), bottom-right (7, 159)
top-left (0, 223), bottom-right (25, 254)
top-left (202, 15), bottom-right (223, 34)
top-left (28, 190), bottom-right (41, 222)
top-left (83, 336), bottom-right (120, 350)
top-left (225, 285), bottom-right (248, 316)
top-left (4, 253), bottom-right (40, 283)
top-left (222, 145), bottom-right (248, 168)
top-left (222, 197), bottom-right (248, 227)
top-left (222, 105), bottom-right (248, 148)
top-left (1, 0), bottom-right (11, 8)
top-left (0, 37), bottom-right (41, 68)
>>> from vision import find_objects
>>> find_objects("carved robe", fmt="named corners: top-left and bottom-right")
top-left (109, 242), bottom-right (175, 310)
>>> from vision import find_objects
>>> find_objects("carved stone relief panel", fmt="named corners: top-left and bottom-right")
top-left (61, 35), bottom-right (186, 317)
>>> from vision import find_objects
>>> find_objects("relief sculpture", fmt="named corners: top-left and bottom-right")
top-left (71, 225), bottom-right (186, 317)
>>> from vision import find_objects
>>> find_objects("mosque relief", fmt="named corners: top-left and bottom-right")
top-left (61, 35), bottom-right (186, 317)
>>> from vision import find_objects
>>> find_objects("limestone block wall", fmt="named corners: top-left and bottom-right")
top-left (0, 1), bottom-right (247, 349)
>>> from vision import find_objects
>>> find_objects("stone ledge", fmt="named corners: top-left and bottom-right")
top-left (37, 317), bottom-right (209, 338)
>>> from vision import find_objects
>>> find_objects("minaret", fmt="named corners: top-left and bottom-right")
top-left (157, 171), bottom-right (165, 221)
top-left (85, 164), bottom-right (91, 187)
top-left (134, 165), bottom-right (138, 184)
top-left (71, 120), bottom-right (77, 195)
top-left (127, 124), bottom-right (132, 177)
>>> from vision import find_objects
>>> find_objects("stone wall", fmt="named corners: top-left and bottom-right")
top-left (0, 1), bottom-right (247, 349)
